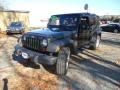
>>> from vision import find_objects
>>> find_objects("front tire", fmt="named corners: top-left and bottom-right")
top-left (89, 35), bottom-right (101, 50)
top-left (113, 29), bottom-right (118, 33)
top-left (56, 47), bottom-right (70, 76)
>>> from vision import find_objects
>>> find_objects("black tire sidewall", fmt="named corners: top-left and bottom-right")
top-left (95, 35), bottom-right (100, 48)
top-left (56, 47), bottom-right (70, 75)
top-left (113, 29), bottom-right (118, 33)
top-left (90, 35), bottom-right (100, 50)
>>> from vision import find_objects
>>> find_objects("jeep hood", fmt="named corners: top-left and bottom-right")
top-left (27, 28), bottom-right (73, 39)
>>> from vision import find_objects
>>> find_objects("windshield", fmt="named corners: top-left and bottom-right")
top-left (48, 15), bottom-right (79, 30)
top-left (10, 22), bottom-right (22, 27)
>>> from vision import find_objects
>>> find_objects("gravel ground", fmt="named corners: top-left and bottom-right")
top-left (59, 32), bottom-right (120, 90)
top-left (0, 32), bottom-right (120, 90)
top-left (0, 34), bottom-right (58, 90)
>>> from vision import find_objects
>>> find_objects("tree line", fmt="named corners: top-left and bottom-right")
top-left (100, 15), bottom-right (120, 23)
top-left (0, 0), bottom-right (7, 10)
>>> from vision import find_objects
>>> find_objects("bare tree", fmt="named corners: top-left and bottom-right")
top-left (0, 0), bottom-right (7, 10)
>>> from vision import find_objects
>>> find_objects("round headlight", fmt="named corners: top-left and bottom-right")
top-left (41, 39), bottom-right (48, 47)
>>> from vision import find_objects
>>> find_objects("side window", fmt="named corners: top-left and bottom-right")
top-left (80, 17), bottom-right (89, 29)
top-left (62, 17), bottom-right (78, 27)
top-left (89, 16), bottom-right (100, 26)
top-left (49, 16), bottom-right (60, 25)
top-left (80, 17), bottom-right (89, 25)
top-left (108, 24), bottom-right (113, 27)
top-left (89, 16), bottom-right (100, 30)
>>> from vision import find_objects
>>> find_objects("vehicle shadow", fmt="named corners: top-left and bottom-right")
top-left (42, 64), bottom-right (56, 74)
top-left (82, 49), bottom-right (120, 68)
top-left (102, 39), bottom-right (120, 47)
top-left (12, 52), bottom-right (40, 69)
top-left (60, 76), bottom-right (85, 90)
top-left (65, 50), bottom-right (120, 89)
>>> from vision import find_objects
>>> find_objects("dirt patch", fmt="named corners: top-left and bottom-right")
top-left (14, 64), bottom-right (58, 90)
top-left (0, 36), bottom-right (59, 90)
top-left (7, 77), bottom-right (29, 90)
top-left (97, 45), bottom-right (113, 53)
top-left (0, 33), bottom-right (6, 38)
top-left (0, 32), bottom-right (120, 90)
top-left (0, 64), bottom-right (58, 90)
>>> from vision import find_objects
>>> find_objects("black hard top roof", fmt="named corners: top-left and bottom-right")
top-left (53, 13), bottom-right (97, 17)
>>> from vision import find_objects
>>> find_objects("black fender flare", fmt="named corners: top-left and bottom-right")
top-left (47, 39), bottom-right (74, 53)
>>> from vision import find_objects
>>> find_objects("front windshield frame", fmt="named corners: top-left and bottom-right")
top-left (48, 14), bottom-right (80, 30)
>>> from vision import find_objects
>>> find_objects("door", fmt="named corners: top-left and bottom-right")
top-left (107, 24), bottom-right (114, 32)
top-left (77, 16), bottom-right (91, 46)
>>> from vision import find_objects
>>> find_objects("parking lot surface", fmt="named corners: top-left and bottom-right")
top-left (0, 32), bottom-right (120, 90)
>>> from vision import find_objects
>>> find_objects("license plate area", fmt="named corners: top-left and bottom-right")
top-left (22, 52), bottom-right (29, 59)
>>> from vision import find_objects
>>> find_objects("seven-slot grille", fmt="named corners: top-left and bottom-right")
top-left (23, 36), bottom-right (43, 51)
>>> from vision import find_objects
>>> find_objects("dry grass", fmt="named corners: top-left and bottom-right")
top-left (0, 33), bottom-right (6, 38)
top-left (0, 35), bottom-right (58, 90)
top-left (13, 64), bottom-right (58, 90)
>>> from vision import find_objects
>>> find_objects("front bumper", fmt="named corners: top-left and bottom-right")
top-left (15, 44), bottom-right (57, 65)
top-left (6, 30), bottom-right (22, 33)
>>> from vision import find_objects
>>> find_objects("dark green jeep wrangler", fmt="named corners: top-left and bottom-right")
top-left (15, 13), bottom-right (101, 75)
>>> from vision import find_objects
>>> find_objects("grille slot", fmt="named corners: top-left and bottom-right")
top-left (23, 36), bottom-right (43, 51)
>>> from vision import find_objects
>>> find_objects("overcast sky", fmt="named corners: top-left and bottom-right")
top-left (5, 0), bottom-right (120, 26)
